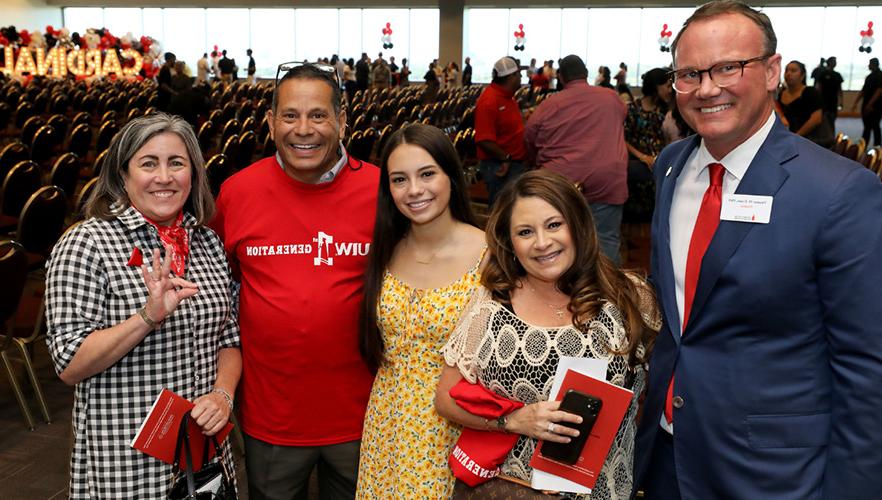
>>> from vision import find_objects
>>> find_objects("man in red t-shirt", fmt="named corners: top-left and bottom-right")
top-left (475, 56), bottom-right (526, 206)
top-left (212, 64), bottom-right (378, 499)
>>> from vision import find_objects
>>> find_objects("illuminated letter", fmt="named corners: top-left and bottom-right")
top-left (85, 49), bottom-right (102, 76)
top-left (14, 48), bottom-right (37, 75)
top-left (67, 49), bottom-right (86, 76)
top-left (102, 49), bottom-right (122, 75)
top-left (120, 49), bottom-right (143, 77)
top-left (1, 46), bottom-right (13, 76)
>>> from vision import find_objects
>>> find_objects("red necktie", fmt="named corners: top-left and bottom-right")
top-left (665, 162), bottom-right (725, 424)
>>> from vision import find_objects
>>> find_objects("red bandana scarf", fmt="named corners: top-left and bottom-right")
top-left (141, 211), bottom-right (189, 277)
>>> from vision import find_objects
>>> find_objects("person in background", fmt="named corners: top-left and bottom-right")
top-left (474, 56), bottom-right (527, 206)
top-left (372, 57), bottom-right (392, 90)
top-left (778, 60), bottom-right (832, 147)
top-left (356, 53), bottom-right (371, 93)
top-left (817, 56), bottom-right (843, 133)
top-left (212, 63), bottom-right (379, 499)
top-left (596, 65), bottom-right (615, 90)
top-left (197, 53), bottom-right (210, 84)
top-left (218, 50), bottom-right (234, 83)
top-left (246, 49), bottom-right (256, 84)
top-left (624, 67), bottom-right (672, 224)
top-left (525, 54), bottom-right (628, 264)
top-left (45, 113), bottom-right (240, 498)
top-left (156, 52), bottom-right (176, 112)
top-left (852, 57), bottom-right (882, 146)
top-left (436, 170), bottom-right (658, 499)
top-left (356, 123), bottom-right (485, 499)
top-left (462, 57), bottom-right (473, 87)
top-left (400, 58), bottom-right (411, 86)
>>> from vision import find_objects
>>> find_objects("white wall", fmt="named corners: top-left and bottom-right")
top-left (4, 0), bottom-right (63, 29)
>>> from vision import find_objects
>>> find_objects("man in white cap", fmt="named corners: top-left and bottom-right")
top-left (474, 56), bottom-right (526, 205)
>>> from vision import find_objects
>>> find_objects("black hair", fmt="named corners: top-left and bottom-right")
top-left (359, 123), bottom-right (476, 372)
top-left (273, 64), bottom-right (343, 115)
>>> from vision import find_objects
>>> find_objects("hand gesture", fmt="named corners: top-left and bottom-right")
top-left (140, 246), bottom-right (198, 324)
top-left (505, 400), bottom-right (583, 443)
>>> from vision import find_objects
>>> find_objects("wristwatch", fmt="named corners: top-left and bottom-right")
top-left (496, 415), bottom-right (508, 432)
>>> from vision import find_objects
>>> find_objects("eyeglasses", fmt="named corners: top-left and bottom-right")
top-left (274, 61), bottom-right (342, 88)
top-left (669, 55), bottom-right (772, 94)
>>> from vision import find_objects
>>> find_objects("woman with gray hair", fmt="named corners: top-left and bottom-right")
top-left (45, 112), bottom-right (241, 498)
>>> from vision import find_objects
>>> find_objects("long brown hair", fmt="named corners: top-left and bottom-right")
top-left (482, 170), bottom-right (655, 365)
top-left (359, 123), bottom-right (476, 372)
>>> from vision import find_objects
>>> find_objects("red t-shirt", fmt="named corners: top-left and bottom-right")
top-left (475, 83), bottom-right (527, 161)
top-left (212, 154), bottom-right (379, 446)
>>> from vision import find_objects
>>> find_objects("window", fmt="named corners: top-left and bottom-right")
top-left (250, 9), bottom-right (296, 78)
top-left (162, 9), bottom-right (206, 74)
top-left (295, 9), bottom-right (339, 62)
top-left (104, 9), bottom-right (143, 39)
top-left (407, 9), bottom-right (439, 80)
top-left (63, 8), bottom-right (103, 36)
top-left (207, 9), bottom-right (250, 74)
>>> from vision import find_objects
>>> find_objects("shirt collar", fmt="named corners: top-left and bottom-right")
top-left (490, 82), bottom-right (515, 98)
top-left (276, 141), bottom-right (348, 184)
top-left (692, 111), bottom-right (776, 181)
top-left (563, 79), bottom-right (589, 90)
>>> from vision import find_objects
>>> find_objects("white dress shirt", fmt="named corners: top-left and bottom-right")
top-left (662, 111), bottom-right (775, 433)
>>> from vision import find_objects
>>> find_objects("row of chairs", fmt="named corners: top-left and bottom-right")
top-left (0, 184), bottom-right (70, 430)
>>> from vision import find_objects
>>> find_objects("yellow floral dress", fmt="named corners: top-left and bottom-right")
top-left (356, 249), bottom-right (485, 499)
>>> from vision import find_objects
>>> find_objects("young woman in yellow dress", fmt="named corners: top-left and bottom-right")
top-left (356, 123), bottom-right (486, 498)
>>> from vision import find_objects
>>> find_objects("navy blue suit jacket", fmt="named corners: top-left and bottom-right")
top-left (635, 120), bottom-right (882, 499)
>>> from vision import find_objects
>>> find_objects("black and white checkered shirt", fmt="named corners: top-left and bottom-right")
top-left (45, 206), bottom-right (240, 499)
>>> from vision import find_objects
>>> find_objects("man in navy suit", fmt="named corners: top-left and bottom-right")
top-left (635, 2), bottom-right (882, 499)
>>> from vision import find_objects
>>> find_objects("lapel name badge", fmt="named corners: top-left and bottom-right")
top-left (720, 194), bottom-right (773, 224)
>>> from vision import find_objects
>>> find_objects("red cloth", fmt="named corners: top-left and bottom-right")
top-left (666, 163), bottom-right (725, 424)
top-left (448, 379), bottom-right (524, 486)
top-left (143, 211), bottom-right (189, 277)
top-left (211, 154), bottom-right (379, 446)
top-left (474, 83), bottom-right (526, 161)
top-left (525, 81), bottom-right (628, 205)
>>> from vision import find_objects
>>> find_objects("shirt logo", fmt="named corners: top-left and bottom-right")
top-left (244, 231), bottom-right (370, 266)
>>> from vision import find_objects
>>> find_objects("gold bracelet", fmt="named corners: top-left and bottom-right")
top-left (137, 307), bottom-right (159, 329)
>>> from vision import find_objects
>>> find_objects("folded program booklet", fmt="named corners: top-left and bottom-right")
top-left (131, 388), bottom-right (233, 471)
top-left (529, 368), bottom-right (632, 491)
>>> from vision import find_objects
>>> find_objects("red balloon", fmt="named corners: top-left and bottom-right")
top-left (870, 21), bottom-right (875, 28)
top-left (663, 23), bottom-right (668, 29)
top-left (519, 24), bottom-right (524, 30)
top-left (861, 30), bottom-right (867, 36)
top-left (386, 22), bottom-right (391, 28)
top-left (869, 29), bottom-right (875, 37)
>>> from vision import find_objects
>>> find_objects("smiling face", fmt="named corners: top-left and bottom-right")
top-left (387, 143), bottom-right (452, 226)
top-left (674, 13), bottom-right (781, 159)
top-left (268, 77), bottom-right (346, 183)
top-left (125, 132), bottom-right (192, 226)
top-left (509, 196), bottom-right (575, 284)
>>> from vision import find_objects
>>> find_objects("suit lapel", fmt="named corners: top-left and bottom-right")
top-left (656, 136), bottom-right (702, 343)
top-left (685, 121), bottom-right (795, 329)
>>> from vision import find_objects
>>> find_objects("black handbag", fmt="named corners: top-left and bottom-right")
top-left (167, 411), bottom-right (236, 500)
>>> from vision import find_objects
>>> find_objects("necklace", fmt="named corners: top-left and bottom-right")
top-left (526, 281), bottom-right (569, 320)
top-left (407, 237), bottom-right (442, 265)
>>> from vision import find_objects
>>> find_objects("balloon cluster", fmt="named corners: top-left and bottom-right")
top-left (659, 24), bottom-right (673, 53)
top-left (382, 22), bottom-right (394, 49)
top-left (513, 23), bottom-right (526, 51)
top-left (0, 24), bottom-right (159, 58)
top-left (860, 21), bottom-right (875, 53)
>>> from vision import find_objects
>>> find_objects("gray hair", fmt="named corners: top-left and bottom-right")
top-left (86, 112), bottom-right (214, 225)
top-left (672, 1), bottom-right (777, 61)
